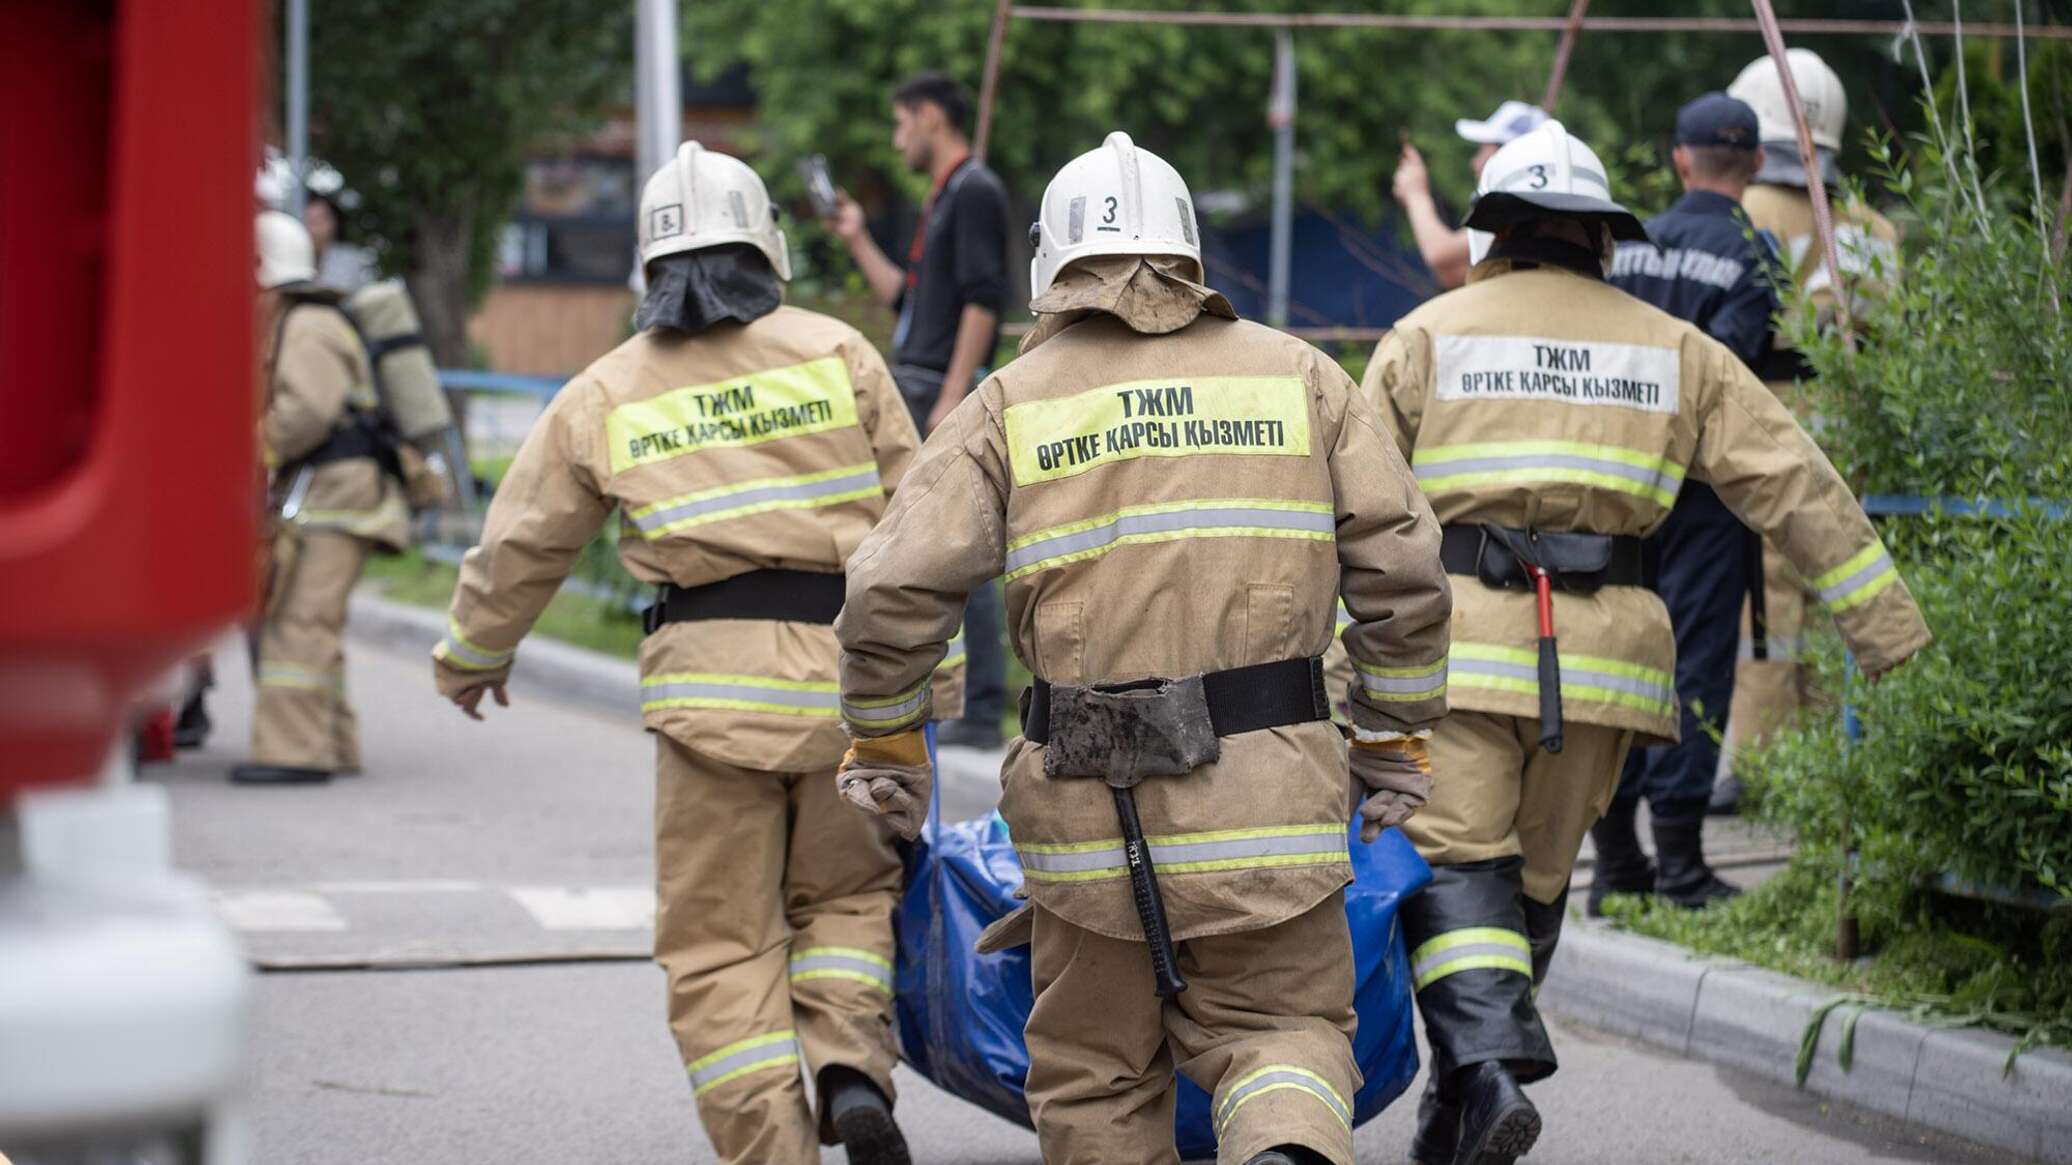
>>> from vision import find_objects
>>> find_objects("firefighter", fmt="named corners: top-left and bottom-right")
top-left (237, 210), bottom-right (409, 785)
top-left (432, 144), bottom-right (955, 1165)
top-left (1361, 121), bottom-right (1929, 1165)
top-left (1717, 49), bottom-right (1901, 810)
top-left (834, 132), bottom-right (1454, 1165)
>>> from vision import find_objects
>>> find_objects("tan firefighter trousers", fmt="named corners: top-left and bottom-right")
top-left (252, 528), bottom-right (369, 771)
top-left (1024, 896), bottom-right (1361, 1165)
top-left (653, 736), bottom-right (902, 1164)
top-left (1403, 710), bottom-right (1639, 906)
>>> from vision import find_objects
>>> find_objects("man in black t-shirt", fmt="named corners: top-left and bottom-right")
top-left (830, 70), bottom-right (1010, 748)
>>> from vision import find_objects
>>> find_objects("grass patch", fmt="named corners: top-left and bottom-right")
top-left (1602, 857), bottom-right (2072, 1066)
top-left (362, 549), bottom-right (644, 662)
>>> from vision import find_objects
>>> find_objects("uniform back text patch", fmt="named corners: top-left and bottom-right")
top-left (1003, 375), bottom-right (1310, 486)
top-left (605, 356), bottom-right (859, 474)
top-left (1433, 335), bottom-right (1680, 414)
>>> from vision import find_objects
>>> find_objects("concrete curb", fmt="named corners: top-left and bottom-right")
top-left (348, 591), bottom-right (640, 719)
top-left (1540, 919), bottom-right (2072, 1164)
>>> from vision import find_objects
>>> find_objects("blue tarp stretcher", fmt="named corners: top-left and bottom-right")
top-left (894, 733), bottom-right (1432, 1158)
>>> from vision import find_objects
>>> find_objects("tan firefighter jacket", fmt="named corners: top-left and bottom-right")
top-left (432, 306), bottom-right (961, 773)
top-left (1363, 260), bottom-right (1930, 746)
top-left (263, 296), bottom-right (411, 553)
top-left (837, 262), bottom-right (1453, 943)
top-left (1743, 182), bottom-right (1899, 363)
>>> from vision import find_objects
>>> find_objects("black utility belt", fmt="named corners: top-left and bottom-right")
top-left (641, 569), bottom-right (846, 633)
top-left (293, 413), bottom-right (393, 470)
top-left (1021, 656), bottom-right (1329, 748)
top-left (1440, 523), bottom-right (1654, 594)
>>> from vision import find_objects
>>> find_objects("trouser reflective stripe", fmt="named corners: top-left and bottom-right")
top-left (1413, 440), bottom-right (1685, 507)
top-left (1449, 643), bottom-right (1677, 721)
top-left (641, 673), bottom-right (840, 717)
top-left (1410, 926), bottom-right (1534, 990)
top-left (687, 1031), bottom-right (802, 1095)
top-left (841, 679), bottom-right (928, 732)
top-left (1016, 824), bottom-right (1347, 884)
top-left (437, 619), bottom-right (513, 670)
top-left (788, 946), bottom-right (893, 993)
top-left (630, 463), bottom-right (883, 538)
top-left (1215, 1064), bottom-right (1353, 1135)
top-left (1813, 543), bottom-right (1900, 611)
top-left (1003, 498), bottom-right (1335, 581)
top-left (257, 662), bottom-right (340, 692)
top-left (1738, 635), bottom-right (1805, 661)
top-left (1353, 655), bottom-right (1448, 703)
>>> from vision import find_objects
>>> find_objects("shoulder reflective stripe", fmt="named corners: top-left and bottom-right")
top-left (640, 673), bottom-right (840, 718)
top-left (788, 946), bottom-right (894, 993)
top-left (687, 1030), bottom-right (801, 1095)
top-left (1215, 1064), bottom-right (1352, 1134)
top-left (1002, 376), bottom-right (1311, 486)
top-left (438, 620), bottom-right (514, 670)
top-left (629, 463), bottom-right (881, 539)
top-left (1449, 643), bottom-right (1677, 719)
top-left (1003, 499), bottom-right (1334, 582)
top-left (1414, 440), bottom-right (1685, 507)
top-left (1812, 543), bottom-right (1899, 612)
top-left (1352, 655), bottom-right (1448, 702)
top-left (1016, 824), bottom-right (1348, 884)
top-left (257, 662), bottom-right (340, 692)
top-left (841, 680), bottom-right (930, 730)
top-left (605, 356), bottom-right (859, 475)
top-left (1411, 926), bottom-right (1533, 990)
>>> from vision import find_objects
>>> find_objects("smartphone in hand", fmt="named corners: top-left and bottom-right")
top-left (799, 155), bottom-right (839, 219)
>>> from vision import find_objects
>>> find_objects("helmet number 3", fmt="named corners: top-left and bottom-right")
top-left (1102, 196), bottom-right (1118, 224)
top-left (1527, 164), bottom-right (1550, 190)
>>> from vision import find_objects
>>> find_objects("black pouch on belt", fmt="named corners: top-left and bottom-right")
top-left (1474, 525), bottom-right (1622, 594)
top-left (1041, 674), bottom-right (1220, 787)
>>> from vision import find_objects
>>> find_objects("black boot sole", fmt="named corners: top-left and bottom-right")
top-left (831, 1101), bottom-right (911, 1165)
top-left (1455, 1100), bottom-right (1540, 1165)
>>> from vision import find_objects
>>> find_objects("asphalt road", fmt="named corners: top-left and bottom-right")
top-left (149, 627), bottom-right (2017, 1164)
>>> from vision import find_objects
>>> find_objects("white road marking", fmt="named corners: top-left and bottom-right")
top-left (310, 879), bottom-right (487, 894)
top-left (507, 886), bottom-right (656, 931)
top-left (214, 890), bottom-right (349, 932)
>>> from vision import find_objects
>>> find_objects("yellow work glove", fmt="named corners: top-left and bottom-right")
top-left (837, 728), bottom-right (933, 840)
top-left (1350, 736), bottom-right (1432, 843)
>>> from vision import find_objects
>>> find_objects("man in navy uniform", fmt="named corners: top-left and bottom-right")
top-left (1593, 93), bottom-right (1782, 913)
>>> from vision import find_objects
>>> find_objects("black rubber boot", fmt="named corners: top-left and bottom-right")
top-left (173, 691), bottom-right (212, 749)
top-left (1707, 772), bottom-right (1744, 816)
top-left (1409, 1072), bottom-right (1460, 1165)
top-left (1521, 886), bottom-right (1568, 986)
top-left (1586, 801), bottom-right (1655, 917)
top-left (817, 1066), bottom-right (910, 1165)
top-left (1652, 812), bottom-right (1741, 908)
top-left (1449, 1061), bottom-right (1541, 1165)
top-left (229, 763), bottom-right (331, 785)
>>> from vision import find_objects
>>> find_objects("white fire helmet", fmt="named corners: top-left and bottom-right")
top-left (637, 141), bottom-right (792, 281)
top-left (1729, 48), bottom-right (1847, 152)
top-left (1462, 121), bottom-right (1648, 267)
top-left (255, 209), bottom-right (317, 288)
top-left (1029, 131), bottom-right (1201, 300)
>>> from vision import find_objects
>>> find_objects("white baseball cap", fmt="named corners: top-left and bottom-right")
top-left (1455, 100), bottom-right (1552, 145)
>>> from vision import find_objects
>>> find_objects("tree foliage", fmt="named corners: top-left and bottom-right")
top-left (305, 0), bottom-right (631, 363)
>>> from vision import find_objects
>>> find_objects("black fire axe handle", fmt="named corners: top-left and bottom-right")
top-left (1538, 636), bottom-right (1565, 754)
top-left (1112, 784), bottom-right (1187, 997)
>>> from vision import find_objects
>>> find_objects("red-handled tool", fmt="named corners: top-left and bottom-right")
top-left (1524, 562), bottom-right (1564, 753)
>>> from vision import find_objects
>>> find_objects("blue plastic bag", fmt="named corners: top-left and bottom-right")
top-left (895, 731), bottom-right (1432, 1156)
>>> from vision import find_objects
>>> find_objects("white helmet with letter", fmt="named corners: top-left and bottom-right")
top-left (638, 141), bottom-right (792, 281)
top-left (1729, 48), bottom-right (1847, 152)
top-left (1029, 131), bottom-right (1201, 299)
top-left (255, 209), bottom-right (317, 288)
top-left (1462, 120), bottom-right (1648, 267)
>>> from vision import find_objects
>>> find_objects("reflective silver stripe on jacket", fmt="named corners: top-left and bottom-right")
top-left (640, 673), bottom-right (840, 718)
top-left (841, 680), bottom-right (929, 730)
top-left (1003, 500), bottom-right (1335, 581)
top-left (630, 464), bottom-right (881, 538)
top-left (788, 946), bottom-right (894, 992)
top-left (1016, 825), bottom-right (1348, 883)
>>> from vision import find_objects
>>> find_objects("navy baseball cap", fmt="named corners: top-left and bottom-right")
top-left (1675, 93), bottom-right (1761, 149)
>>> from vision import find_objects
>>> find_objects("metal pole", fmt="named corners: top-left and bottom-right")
top-left (1749, 0), bottom-right (1856, 348)
top-left (1266, 28), bottom-right (1296, 329)
top-left (974, 0), bottom-right (1014, 163)
top-left (635, 0), bottom-right (682, 187)
top-left (285, 0), bottom-right (308, 217)
top-left (1542, 0), bottom-right (1592, 112)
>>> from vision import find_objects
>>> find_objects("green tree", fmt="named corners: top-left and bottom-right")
top-left (305, 0), bottom-right (631, 365)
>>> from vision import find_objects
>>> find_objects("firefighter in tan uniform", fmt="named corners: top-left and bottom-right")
top-left (431, 145), bottom-right (955, 1165)
top-left (835, 133), bottom-right (1454, 1165)
top-left (1361, 122), bottom-right (1930, 1165)
top-left (1718, 50), bottom-right (1900, 802)
top-left (236, 210), bottom-right (409, 785)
